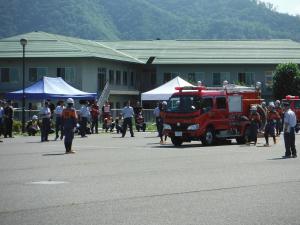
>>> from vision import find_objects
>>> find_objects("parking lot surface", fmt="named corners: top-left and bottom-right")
top-left (0, 132), bottom-right (299, 225)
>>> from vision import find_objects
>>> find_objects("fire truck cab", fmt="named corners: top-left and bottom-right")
top-left (282, 95), bottom-right (300, 133)
top-left (163, 83), bottom-right (263, 146)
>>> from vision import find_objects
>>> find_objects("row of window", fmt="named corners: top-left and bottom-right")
top-left (0, 67), bottom-right (76, 83)
top-left (98, 68), bottom-right (136, 89)
top-left (163, 71), bottom-right (274, 87)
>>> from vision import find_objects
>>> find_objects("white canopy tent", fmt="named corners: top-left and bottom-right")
top-left (141, 76), bottom-right (194, 101)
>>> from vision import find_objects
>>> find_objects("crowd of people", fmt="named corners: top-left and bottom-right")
top-left (246, 99), bottom-right (297, 158)
top-left (0, 97), bottom-right (297, 158)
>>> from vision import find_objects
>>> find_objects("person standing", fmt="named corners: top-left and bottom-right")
top-left (39, 101), bottom-right (51, 142)
top-left (153, 102), bottom-right (161, 136)
top-left (121, 101), bottom-right (135, 137)
top-left (90, 101), bottom-right (100, 134)
top-left (3, 100), bottom-right (14, 138)
top-left (283, 102), bottom-right (297, 158)
top-left (275, 100), bottom-right (283, 136)
top-left (0, 100), bottom-right (4, 138)
top-left (79, 100), bottom-right (90, 137)
top-left (62, 98), bottom-right (77, 154)
top-left (246, 106), bottom-right (261, 145)
top-left (102, 101), bottom-right (111, 122)
top-left (54, 100), bottom-right (65, 140)
top-left (264, 102), bottom-right (279, 147)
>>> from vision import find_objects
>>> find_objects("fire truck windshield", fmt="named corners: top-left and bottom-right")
top-left (166, 95), bottom-right (203, 113)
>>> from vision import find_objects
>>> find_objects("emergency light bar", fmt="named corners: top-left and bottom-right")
top-left (286, 95), bottom-right (299, 100)
top-left (175, 86), bottom-right (206, 91)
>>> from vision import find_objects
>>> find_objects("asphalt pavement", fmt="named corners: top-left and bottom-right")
top-left (0, 132), bottom-right (299, 225)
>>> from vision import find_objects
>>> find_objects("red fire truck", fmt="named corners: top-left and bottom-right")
top-left (282, 95), bottom-right (300, 133)
top-left (163, 83), bottom-right (264, 146)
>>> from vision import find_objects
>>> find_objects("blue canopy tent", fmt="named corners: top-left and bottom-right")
top-left (6, 77), bottom-right (97, 100)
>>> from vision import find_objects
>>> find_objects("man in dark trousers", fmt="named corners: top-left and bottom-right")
top-left (62, 98), bottom-right (77, 154)
top-left (121, 101), bottom-right (135, 137)
top-left (90, 100), bottom-right (100, 134)
top-left (39, 100), bottom-right (51, 142)
top-left (3, 100), bottom-right (14, 138)
top-left (283, 102), bottom-right (297, 158)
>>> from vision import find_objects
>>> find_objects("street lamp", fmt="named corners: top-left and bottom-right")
top-left (20, 38), bottom-right (27, 133)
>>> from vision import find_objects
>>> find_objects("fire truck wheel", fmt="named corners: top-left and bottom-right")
top-left (202, 127), bottom-right (216, 146)
top-left (171, 137), bottom-right (183, 146)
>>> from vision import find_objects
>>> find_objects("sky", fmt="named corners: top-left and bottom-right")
top-left (259, 0), bottom-right (300, 16)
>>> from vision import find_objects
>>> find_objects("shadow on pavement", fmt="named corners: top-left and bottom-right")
top-left (42, 153), bottom-right (66, 156)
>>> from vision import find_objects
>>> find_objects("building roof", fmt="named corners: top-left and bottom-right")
top-left (1, 31), bottom-right (300, 64)
top-left (100, 39), bottom-right (300, 64)
top-left (0, 31), bottom-right (143, 63)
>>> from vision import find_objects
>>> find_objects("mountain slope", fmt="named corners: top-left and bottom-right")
top-left (0, 0), bottom-right (299, 40)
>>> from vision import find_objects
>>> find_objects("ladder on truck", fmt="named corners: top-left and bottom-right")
top-left (97, 81), bottom-right (110, 110)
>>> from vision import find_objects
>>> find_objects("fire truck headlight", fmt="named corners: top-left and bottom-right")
top-left (163, 124), bottom-right (172, 130)
top-left (187, 124), bottom-right (199, 131)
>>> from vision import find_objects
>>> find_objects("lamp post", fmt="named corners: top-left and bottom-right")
top-left (20, 38), bottom-right (27, 133)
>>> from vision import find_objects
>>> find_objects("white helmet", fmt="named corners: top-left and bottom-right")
top-left (66, 98), bottom-right (74, 104)
top-left (269, 102), bottom-right (275, 108)
top-left (275, 100), bottom-right (280, 105)
top-left (162, 101), bottom-right (167, 105)
top-left (32, 115), bottom-right (38, 120)
top-left (250, 106), bottom-right (257, 111)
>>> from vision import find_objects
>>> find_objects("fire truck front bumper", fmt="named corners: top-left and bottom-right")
top-left (163, 123), bottom-right (203, 140)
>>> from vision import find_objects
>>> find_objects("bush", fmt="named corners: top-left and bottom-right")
top-left (13, 120), bottom-right (22, 133)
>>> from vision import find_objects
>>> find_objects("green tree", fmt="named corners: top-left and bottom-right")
top-left (273, 63), bottom-right (300, 99)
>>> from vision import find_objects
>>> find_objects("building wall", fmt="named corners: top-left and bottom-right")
top-left (155, 64), bottom-right (278, 98)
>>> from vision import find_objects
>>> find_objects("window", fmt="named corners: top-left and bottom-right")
top-left (213, 72), bottom-right (230, 86)
top-left (188, 73), bottom-right (196, 84)
top-left (216, 97), bottom-right (226, 109)
top-left (195, 72), bottom-right (205, 84)
top-left (116, 70), bottom-right (121, 85)
top-left (109, 70), bottom-right (114, 84)
top-left (265, 71), bottom-right (273, 89)
top-left (123, 71), bottom-right (128, 85)
top-left (130, 71), bottom-right (135, 86)
top-left (116, 102), bottom-right (120, 109)
top-left (163, 72), bottom-right (178, 82)
top-left (150, 72), bottom-right (156, 86)
top-left (29, 68), bottom-right (47, 82)
top-left (164, 73), bottom-right (172, 82)
top-left (0, 68), bottom-right (19, 83)
top-left (57, 67), bottom-right (75, 83)
top-left (295, 101), bottom-right (300, 109)
top-left (202, 98), bottom-right (213, 112)
top-left (98, 67), bottom-right (107, 90)
top-left (238, 72), bottom-right (254, 86)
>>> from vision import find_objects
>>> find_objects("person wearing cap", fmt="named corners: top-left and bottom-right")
top-left (54, 100), bottom-right (65, 140)
top-left (79, 100), bottom-right (90, 137)
top-left (62, 98), bottom-right (78, 154)
top-left (3, 100), bottom-right (14, 138)
top-left (283, 102), bottom-right (297, 158)
top-left (246, 105), bottom-right (261, 145)
top-left (121, 100), bottom-right (135, 137)
top-left (39, 101), bottom-right (51, 142)
top-left (26, 115), bottom-right (40, 136)
top-left (264, 102), bottom-right (280, 147)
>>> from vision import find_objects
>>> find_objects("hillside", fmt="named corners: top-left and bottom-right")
top-left (1, 0), bottom-right (300, 41)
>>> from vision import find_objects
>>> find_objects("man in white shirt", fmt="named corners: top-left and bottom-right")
top-left (79, 100), bottom-right (90, 137)
top-left (283, 102), bottom-right (297, 158)
top-left (39, 101), bottom-right (51, 142)
top-left (121, 101), bottom-right (134, 137)
top-left (54, 100), bottom-right (65, 140)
